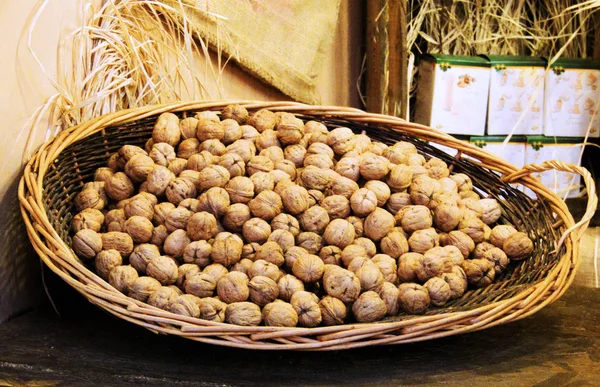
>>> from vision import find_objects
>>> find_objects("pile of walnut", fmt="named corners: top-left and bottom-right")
top-left (71, 105), bottom-right (535, 327)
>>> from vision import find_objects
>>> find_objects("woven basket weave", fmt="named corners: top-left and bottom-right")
top-left (19, 101), bottom-right (597, 350)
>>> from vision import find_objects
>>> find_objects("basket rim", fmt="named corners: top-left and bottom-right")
top-left (18, 100), bottom-right (595, 350)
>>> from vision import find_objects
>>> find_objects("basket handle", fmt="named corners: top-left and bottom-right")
top-left (501, 160), bottom-right (597, 248)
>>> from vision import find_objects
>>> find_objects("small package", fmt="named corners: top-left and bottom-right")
top-left (482, 56), bottom-right (546, 136)
top-left (543, 59), bottom-right (600, 138)
top-left (415, 54), bottom-right (490, 136)
top-left (469, 136), bottom-right (526, 168)
top-left (523, 136), bottom-right (584, 198)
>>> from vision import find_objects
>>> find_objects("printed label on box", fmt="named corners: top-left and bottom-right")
top-left (523, 143), bottom-right (583, 198)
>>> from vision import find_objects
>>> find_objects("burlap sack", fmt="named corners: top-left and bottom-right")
top-left (164, 0), bottom-right (340, 104)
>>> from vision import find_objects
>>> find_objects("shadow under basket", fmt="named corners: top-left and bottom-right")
top-left (19, 101), bottom-right (597, 350)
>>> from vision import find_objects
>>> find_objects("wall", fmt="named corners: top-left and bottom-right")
top-left (0, 0), bottom-right (364, 322)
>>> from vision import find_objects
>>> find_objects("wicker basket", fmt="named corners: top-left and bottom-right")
top-left (19, 101), bottom-right (597, 350)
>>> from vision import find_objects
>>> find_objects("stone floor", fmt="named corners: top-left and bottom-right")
top-left (0, 229), bottom-right (598, 386)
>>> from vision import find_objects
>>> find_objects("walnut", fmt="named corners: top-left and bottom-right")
top-left (269, 214), bottom-right (299, 237)
top-left (422, 246), bottom-right (454, 280)
top-left (274, 159), bottom-right (297, 180)
top-left (489, 225), bottom-right (517, 248)
top-left (380, 231), bottom-right (409, 259)
top-left (342, 216), bottom-right (363, 238)
top-left (209, 232), bottom-right (243, 267)
top-left (123, 216), bottom-right (153, 244)
top-left (363, 208), bottom-right (395, 242)
top-left (425, 158), bottom-right (450, 179)
top-left (227, 139), bottom-right (256, 163)
top-left (352, 291), bottom-right (387, 323)
top-left (323, 219), bottom-right (355, 249)
top-left (241, 243), bottom-right (260, 260)
top-left (149, 143), bottom-right (177, 167)
top-left (128, 276), bottom-right (162, 302)
top-left (458, 217), bottom-right (486, 243)
top-left (483, 247), bottom-right (509, 275)
top-left (248, 190), bottom-right (282, 220)
top-left (169, 294), bottom-right (201, 318)
top-left (94, 167), bottom-right (115, 183)
top-left (327, 176), bottom-right (359, 199)
top-left (369, 254), bottom-right (397, 285)
top-left (198, 165), bottom-right (230, 190)
top-left (319, 295), bottom-right (347, 326)
top-left (307, 190), bottom-right (324, 207)
top-left (409, 165), bottom-right (428, 179)
top-left (433, 203), bottom-right (463, 232)
top-left (385, 164), bottom-right (413, 193)
top-left (148, 286), bottom-right (181, 310)
top-left (179, 198), bottom-right (201, 213)
top-left (277, 274), bottom-right (305, 302)
top-left (176, 264), bottom-right (201, 289)
top-left (383, 142), bottom-right (417, 164)
top-left (82, 182), bottom-right (108, 206)
top-left (241, 124), bottom-right (260, 141)
top-left (108, 265), bottom-right (138, 294)
top-left (101, 231), bottom-right (133, 257)
top-left (175, 138), bottom-right (199, 160)
top-left (450, 173), bottom-right (473, 192)
top-left (318, 245), bottom-right (343, 266)
top-left (398, 205), bottom-right (432, 233)
top-left (222, 104), bottom-right (249, 124)
top-left (181, 241), bottom-right (211, 268)
top-left (304, 143), bottom-right (334, 162)
top-left (503, 232), bottom-right (533, 260)
top-left (72, 208), bottom-right (104, 233)
top-left (290, 254), bottom-right (324, 283)
top-left (361, 181), bottom-right (390, 207)
top-left (203, 263), bottom-right (229, 283)
top-left (146, 166), bottom-right (176, 196)
top-left (179, 117), bottom-right (199, 139)
top-left (409, 175), bottom-right (439, 207)
top-left (441, 269), bottom-right (467, 300)
top-left (242, 218), bottom-right (271, 244)
top-left (263, 301), bottom-right (298, 327)
top-left (334, 157), bottom-right (360, 182)
top-left (323, 266), bottom-right (360, 302)
top-left (356, 264), bottom-right (384, 293)
top-left (250, 241), bottom-right (283, 267)
top-left (290, 291), bottom-right (322, 327)
top-left (463, 259), bottom-right (495, 288)
top-left (377, 282), bottom-right (400, 316)
top-left (340, 244), bottom-right (368, 267)
top-left (255, 129), bottom-right (280, 151)
top-left (195, 118), bottom-right (224, 142)
top-left (197, 187), bottom-right (230, 218)
top-left (347, 256), bottom-right (375, 273)
top-left (146, 255), bottom-right (178, 285)
top-left (225, 301), bottom-right (262, 326)
top-left (165, 206), bottom-right (192, 232)
top-left (461, 198), bottom-right (484, 219)
top-left (274, 184), bottom-right (309, 215)
top-left (299, 166), bottom-right (336, 190)
top-left (398, 283), bottom-right (430, 314)
top-left (350, 188), bottom-right (377, 217)
top-left (296, 232), bottom-right (323, 254)
top-left (264, 231), bottom-right (294, 255)
top-left (304, 154), bottom-right (333, 169)
top-left (102, 172), bottom-right (133, 202)
top-left (219, 203), bottom-right (250, 233)
top-left (185, 273), bottom-right (217, 297)
top-left (472, 241), bottom-right (496, 260)
top-left (350, 238), bottom-right (374, 258)
top-left (221, 119), bottom-right (243, 145)
top-left (353, 134), bottom-right (372, 154)
top-left (408, 228), bottom-right (440, 254)
top-left (231, 258), bottom-right (254, 275)
top-left (273, 177), bottom-right (294, 197)
top-left (216, 153), bottom-right (245, 178)
top-left (284, 144), bottom-right (307, 168)
top-left (276, 113), bottom-right (304, 145)
top-left (152, 113), bottom-right (180, 146)
top-left (186, 151), bottom-right (215, 171)
top-left (358, 153), bottom-right (390, 180)
top-left (95, 249), bottom-right (123, 279)
top-left (127, 244), bottom-right (160, 275)
top-left (215, 272), bottom-right (249, 304)
top-left (247, 109), bottom-right (277, 132)
top-left (327, 127), bottom-right (356, 155)
top-left (407, 153), bottom-right (426, 166)
top-left (281, 247), bottom-right (306, 271)
top-left (423, 277), bottom-right (451, 307)
top-left (320, 195), bottom-right (350, 221)
top-left (223, 176), bottom-right (253, 204)
top-left (117, 145), bottom-right (147, 170)
top-left (248, 260), bottom-right (282, 282)
top-left (122, 154), bottom-right (154, 183)
top-left (397, 252), bottom-right (425, 283)
top-left (245, 275), bottom-right (278, 306)
top-left (124, 195), bottom-right (155, 220)
top-left (440, 246), bottom-right (463, 268)
top-left (440, 230), bottom-right (475, 259)
top-left (477, 198), bottom-right (502, 225)
top-left (107, 153), bottom-right (120, 170)
top-left (197, 297), bottom-right (227, 322)
top-left (151, 225), bottom-right (169, 248)
top-left (163, 229), bottom-right (190, 258)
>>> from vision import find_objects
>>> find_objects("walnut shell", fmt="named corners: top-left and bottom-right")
top-left (352, 291), bottom-right (387, 323)
top-left (210, 232), bottom-right (243, 267)
top-left (165, 206), bottom-right (192, 232)
top-left (355, 264), bottom-right (384, 293)
top-left (186, 151), bottom-right (215, 171)
top-left (408, 228), bottom-right (440, 254)
top-left (398, 283), bottom-right (430, 314)
top-left (179, 117), bottom-right (199, 139)
top-left (102, 231), bottom-right (134, 257)
top-left (358, 153), bottom-right (390, 181)
top-left (362, 208), bottom-right (394, 242)
top-left (146, 255), bottom-right (178, 285)
top-left (298, 166), bottom-right (336, 191)
top-left (284, 144), bottom-right (307, 168)
top-left (163, 229), bottom-right (191, 258)
top-left (433, 204), bottom-right (463, 232)
top-left (247, 275), bottom-right (279, 306)
top-left (263, 301), bottom-right (298, 327)
top-left (409, 175), bottom-right (439, 208)
top-left (108, 265), bottom-right (138, 294)
top-left (220, 203), bottom-right (250, 233)
top-left (149, 143), bottom-right (177, 167)
top-left (276, 113), bottom-right (305, 145)
top-left (94, 167), bottom-right (115, 183)
top-left (197, 187), bottom-right (230, 218)
top-left (323, 266), bottom-right (360, 302)
top-left (247, 109), bottom-right (277, 132)
top-left (248, 190), bottom-right (282, 220)
top-left (327, 127), bottom-right (356, 155)
top-left (347, 256), bottom-right (375, 273)
top-left (242, 218), bottom-right (271, 244)
top-left (178, 198), bottom-right (201, 213)
top-left (319, 295), bottom-right (347, 326)
top-left (323, 219), bottom-right (356, 249)
top-left (472, 241), bottom-right (496, 260)
top-left (340, 244), bottom-right (368, 267)
top-left (380, 231), bottom-right (409, 259)
top-left (490, 225), bottom-right (518, 248)
top-left (128, 276), bottom-right (162, 302)
top-left (342, 216), bottom-right (362, 238)
top-left (225, 302), bottom-right (262, 326)
top-left (169, 158), bottom-right (189, 177)
top-left (296, 206), bottom-right (327, 234)
top-left (295, 232), bottom-right (323, 254)
top-left (307, 189), bottom-right (324, 207)
top-left (95, 249), bottom-right (123, 279)
top-left (503, 232), bottom-right (533, 260)
top-left (197, 298), bottom-right (227, 322)
top-left (148, 286), bottom-right (181, 310)
top-left (72, 208), bottom-right (104, 233)
top-left (441, 269), bottom-right (468, 300)
top-left (424, 277), bottom-right (451, 306)
top-left (223, 176), bottom-right (254, 204)
top-left (378, 282), bottom-right (400, 316)
top-left (196, 118), bottom-right (224, 141)
top-left (372, 254), bottom-right (399, 284)
top-left (147, 166), bottom-right (176, 196)
top-left (255, 129), bottom-right (280, 151)
top-left (222, 104), bottom-right (249, 124)
top-left (484, 247), bottom-right (510, 274)
top-left (185, 273), bottom-right (217, 297)
top-left (123, 216), bottom-right (153, 244)
top-left (221, 119), bottom-right (243, 144)
top-left (227, 139), bottom-right (256, 163)
top-left (117, 145), bottom-right (148, 170)
top-left (124, 195), bottom-right (155, 220)
top-left (231, 258), bottom-right (254, 276)
top-left (268, 214), bottom-right (298, 238)
top-left (277, 184), bottom-right (309, 215)
top-left (124, 154), bottom-right (155, 183)
top-left (277, 274), bottom-right (305, 302)
top-left (463, 259), bottom-right (495, 288)
top-left (151, 225), bottom-right (169, 248)
top-left (153, 113), bottom-right (180, 146)
top-left (203, 263), bottom-right (229, 283)
top-left (458, 217), bottom-right (486, 243)
top-left (386, 192), bottom-right (412, 215)
top-left (103, 172), bottom-right (134, 202)
top-left (216, 272), bottom-right (250, 304)
top-left (176, 264), bottom-right (201, 289)
top-left (248, 260), bottom-right (282, 282)
top-left (422, 246), bottom-right (454, 279)
top-left (450, 173), bottom-right (473, 192)
top-left (397, 252), bottom-right (426, 283)
top-left (318, 245), bottom-right (342, 266)
top-left (440, 230), bottom-right (475, 259)
top-left (291, 254), bottom-right (324, 283)
top-left (169, 294), bottom-right (201, 318)
top-left (198, 165), bottom-right (230, 190)
top-left (321, 195), bottom-right (351, 220)
top-left (349, 239), bottom-right (373, 259)
top-left (334, 156), bottom-right (360, 182)
top-left (290, 291), bottom-right (322, 327)
top-left (183, 240), bottom-right (212, 267)
top-left (349, 188), bottom-right (377, 217)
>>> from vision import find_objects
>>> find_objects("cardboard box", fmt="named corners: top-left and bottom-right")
top-left (482, 56), bottom-right (546, 136)
top-left (523, 136), bottom-right (584, 198)
top-left (543, 59), bottom-right (600, 138)
top-left (415, 54), bottom-right (490, 136)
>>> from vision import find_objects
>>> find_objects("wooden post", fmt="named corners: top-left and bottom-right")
top-left (366, 0), bottom-right (387, 114)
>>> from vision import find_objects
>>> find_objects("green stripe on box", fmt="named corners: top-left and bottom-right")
top-left (480, 55), bottom-right (546, 67)
top-left (470, 136), bottom-right (527, 148)
top-left (422, 54), bottom-right (490, 68)
top-left (548, 58), bottom-right (600, 70)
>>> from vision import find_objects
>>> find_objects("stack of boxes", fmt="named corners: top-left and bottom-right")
top-left (415, 54), bottom-right (599, 198)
